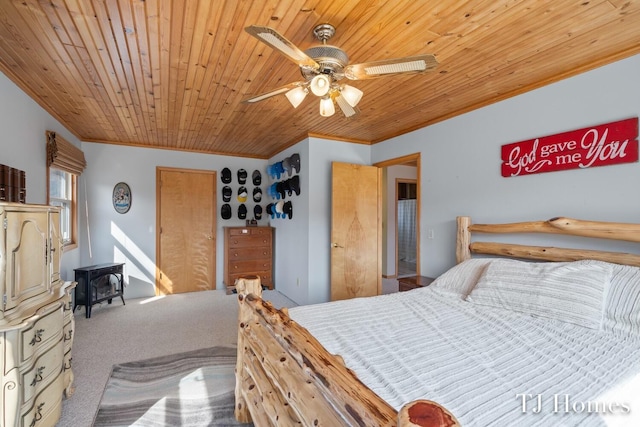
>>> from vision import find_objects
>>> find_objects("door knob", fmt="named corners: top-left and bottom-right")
top-left (331, 242), bottom-right (343, 248)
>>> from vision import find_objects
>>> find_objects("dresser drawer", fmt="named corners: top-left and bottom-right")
top-left (229, 259), bottom-right (272, 273)
top-left (20, 303), bottom-right (64, 364)
top-left (227, 227), bottom-right (271, 237)
top-left (21, 339), bottom-right (64, 405)
top-left (228, 246), bottom-right (272, 260)
top-left (227, 234), bottom-right (271, 249)
top-left (62, 319), bottom-right (74, 353)
top-left (21, 373), bottom-right (64, 427)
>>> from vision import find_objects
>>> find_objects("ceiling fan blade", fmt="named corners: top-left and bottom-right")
top-left (245, 25), bottom-right (319, 70)
top-left (241, 82), bottom-right (303, 104)
top-left (335, 95), bottom-right (360, 118)
top-left (344, 54), bottom-right (438, 80)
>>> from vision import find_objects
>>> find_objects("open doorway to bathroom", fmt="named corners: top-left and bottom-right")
top-left (396, 179), bottom-right (417, 277)
top-left (374, 153), bottom-right (420, 294)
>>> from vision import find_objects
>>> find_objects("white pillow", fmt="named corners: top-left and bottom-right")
top-left (602, 264), bottom-right (640, 338)
top-left (430, 258), bottom-right (493, 298)
top-left (466, 259), bottom-right (611, 329)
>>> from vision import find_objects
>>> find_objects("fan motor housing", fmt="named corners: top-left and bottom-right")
top-left (302, 45), bottom-right (349, 80)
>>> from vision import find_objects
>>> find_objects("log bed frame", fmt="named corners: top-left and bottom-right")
top-left (234, 216), bottom-right (640, 426)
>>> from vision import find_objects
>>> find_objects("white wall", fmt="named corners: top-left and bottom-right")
top-left (0, 72), bottom-right (82, 282)
top-left (80, 143), bottom-right (268, 298)
top-left (372, 54), bottom-right (640, 279)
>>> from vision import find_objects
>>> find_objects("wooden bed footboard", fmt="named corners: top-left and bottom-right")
top-left (234, 276), bottom-right (459, 427)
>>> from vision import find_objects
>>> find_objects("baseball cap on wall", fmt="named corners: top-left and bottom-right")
top-left (222, 186), bottom-right (232, 202)
top-left (254, 204), bottom-right (262, 220)
top-left (221, 203), bottom-right (232, 220)
top-left (221, 167), bottom-right (232, 184)
top-left (237, 168), bottom-right (247, 184)
top-left (252, 170), bottom-right (262, 186)
top-left (237, 186), bottom-right (248, 202)
top-left (238, 204), bottom-right (247, 219)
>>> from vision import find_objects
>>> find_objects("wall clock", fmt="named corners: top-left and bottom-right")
top-left (112, 182), bottom-right (132, 214)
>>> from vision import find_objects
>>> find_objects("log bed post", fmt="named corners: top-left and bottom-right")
top-left (456, 216), bottom-right (472, 263)
top-left (234, 276), bottom-right (262, 424)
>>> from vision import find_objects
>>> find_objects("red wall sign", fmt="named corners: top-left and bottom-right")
top-left (501, 117), bottom-right (639, 177)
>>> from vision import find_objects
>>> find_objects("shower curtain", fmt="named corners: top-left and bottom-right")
top-left (397, 199), bottom-right (417, 263)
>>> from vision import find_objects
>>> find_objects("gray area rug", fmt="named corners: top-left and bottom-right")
top-left (93, 346), bottom-right (252, 426)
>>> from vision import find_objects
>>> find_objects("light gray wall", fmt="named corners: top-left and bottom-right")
top-left (80, 143), bottom-right (268, 298)
top-left (372, 54), bottom-right (640, 279)
top-left (0, 72), bottom-right (81, 282)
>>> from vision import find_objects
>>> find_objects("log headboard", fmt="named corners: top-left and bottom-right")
top-left (456, 216), bottom-right (640, 266)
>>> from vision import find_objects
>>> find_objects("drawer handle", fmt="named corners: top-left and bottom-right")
top-left (29, 329), bottom-right (45, 346)
top-left (30, 366), bottom-right (45, 387)
top-left (234, 253), bottom-right (238, 257)
top-left (64, 357), bottom-right (73, 371)
top-left (234, 266), bottom-right (238, 269)
top-left (64, 329), bottom-right (73, 342)
top-left (263, 251), bottom-right (267, 255)
top-left (66, 301), bottom-right (73, 311)
top-left (30, 402), bottom-right (45, 427)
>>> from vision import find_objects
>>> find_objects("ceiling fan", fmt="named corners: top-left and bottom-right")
top-left (242, 23), bottom-right (438, 118)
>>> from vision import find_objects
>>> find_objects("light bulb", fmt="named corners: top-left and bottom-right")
top-left (341, 84), bottom-right (363, 107)
top-left (310, 74), bottom-right (331, 96)
top-left (319, 97), bottom-right (335, 117)
top-left (285, 86), bottom-right (307, 108)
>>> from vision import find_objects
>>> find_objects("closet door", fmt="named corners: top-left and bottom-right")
top-left (330, 162), bottom-right (381, 301)
top-left (156, 167), bottom-right (216, 295)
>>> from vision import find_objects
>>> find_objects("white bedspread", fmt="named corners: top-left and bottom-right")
top-left (288, 287), bottom-right (640, 427)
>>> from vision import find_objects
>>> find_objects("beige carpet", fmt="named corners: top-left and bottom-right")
top-left (59, 289), bottom-right (296, 427)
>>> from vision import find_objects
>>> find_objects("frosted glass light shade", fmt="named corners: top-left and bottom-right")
top-left (341, 84), bottom-right (363, 107)
top-left (310, 74), bottom-right (331, 96)
top-left (319, 97), bottom-right (335, 117)
top-left (285, 86), bottom-right (307, 108)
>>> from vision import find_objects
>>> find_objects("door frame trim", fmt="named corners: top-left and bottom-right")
top-left (373, 153), bottom-right (421, 277)
top-left (155, 166), bottom-right (217, 295)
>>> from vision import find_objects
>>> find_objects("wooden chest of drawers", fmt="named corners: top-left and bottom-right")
top-left (224, 226), bottom-right (274, 290)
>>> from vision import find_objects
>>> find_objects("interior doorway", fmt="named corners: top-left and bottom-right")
top-left (374, 153), bottom-right (420, 284)
top-left (396, 179), bottom-right (417, 277)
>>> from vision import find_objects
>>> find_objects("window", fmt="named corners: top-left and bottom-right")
top-left (49, 168), bottom-right (78, 248)
top-left (46, 130), bottom-right (85, 250)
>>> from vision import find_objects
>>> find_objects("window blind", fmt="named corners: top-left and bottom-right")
top-left (46, 131), bottom-right (86, 175)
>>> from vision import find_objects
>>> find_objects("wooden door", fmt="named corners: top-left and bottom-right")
top-left (156, 167), bottom-right (216, 295)
top-left (330, 162), bottom-right (381, 301)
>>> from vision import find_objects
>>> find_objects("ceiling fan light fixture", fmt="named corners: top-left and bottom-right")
top-left (319, 97), bottom-right (335, 117)
top-left (340, 84), bottom-right (363, 107)
top-left (310, 74), bottom-right (331, 96)
top-left (285, 86), bottom-right (308, 108)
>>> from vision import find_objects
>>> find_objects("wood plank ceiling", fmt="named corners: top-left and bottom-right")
top-left (1, 1), bottom-right (639, 159)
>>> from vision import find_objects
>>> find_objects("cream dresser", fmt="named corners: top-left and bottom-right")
top-left (0, 202), bottom-right (76, 427)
